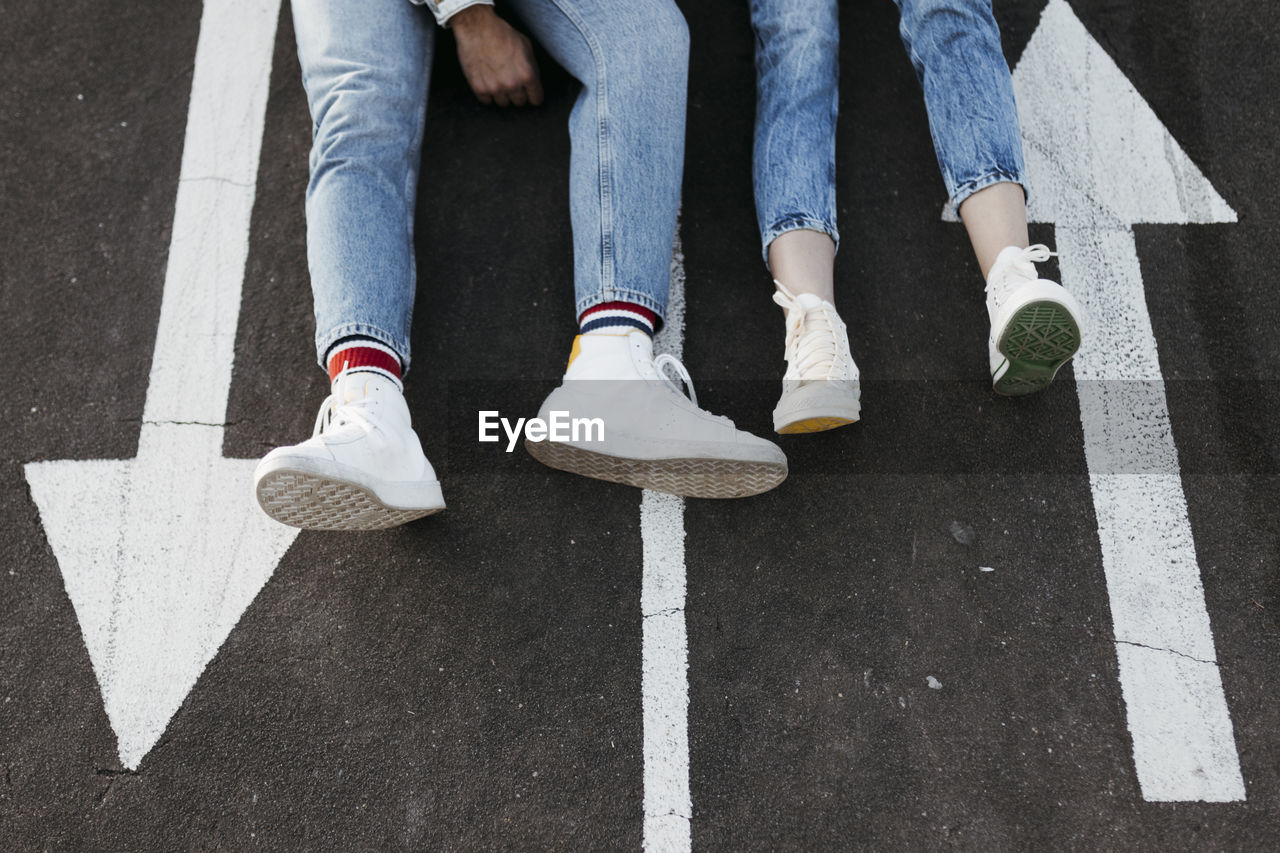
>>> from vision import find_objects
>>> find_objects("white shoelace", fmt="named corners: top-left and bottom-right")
top-left (772, 282), bottom-right (848, 380)
top-left (311, 371), bottom-right (377, 439)
top-left (311, 394), bottom-right (377, 438)
top-left (654, 353), bottom-right (699, 408)
top-left (651, 354), bottom-right (736, 427)
top-left (985, 243), bottom-right (1055, 307)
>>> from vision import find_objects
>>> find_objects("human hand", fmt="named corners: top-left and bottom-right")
top-left (451, 5), bottom-right (544, 107)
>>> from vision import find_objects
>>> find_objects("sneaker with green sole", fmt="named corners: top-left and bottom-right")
top-left (985, 244), bottom-right (1084, 396)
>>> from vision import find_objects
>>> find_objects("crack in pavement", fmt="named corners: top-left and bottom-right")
top-left (142, 418), bottom-right (241, 428)
top-left (1114, 638), bottom-right (1217, 666)
top-left (178, 175), bottom-right (256, 189)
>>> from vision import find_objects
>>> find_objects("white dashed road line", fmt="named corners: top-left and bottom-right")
top-left (640, 226), bottom-right (693, 851)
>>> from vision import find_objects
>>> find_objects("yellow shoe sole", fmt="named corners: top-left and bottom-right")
top-left (776, 415), bottom-right (857, 435)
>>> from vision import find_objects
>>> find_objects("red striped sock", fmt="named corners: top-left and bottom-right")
top-left (579, 301), bottom-right (657, 336)
top-left (326, 338), bottom-right (403, 389)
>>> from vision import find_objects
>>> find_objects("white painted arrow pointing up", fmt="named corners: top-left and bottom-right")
top-left (24, 0), bottom-right (295, 770)
top-left (1017, 6), bottom-right (1234, 228)
top-left (1012, 0), bottom-right (1243, 801)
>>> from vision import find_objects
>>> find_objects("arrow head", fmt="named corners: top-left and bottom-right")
top-left (25, 426), bottom-right (299, 769)
top-left (1011, 0), bottom-right (1235, 227)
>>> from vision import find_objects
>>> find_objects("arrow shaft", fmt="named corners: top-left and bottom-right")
top-left (641, 224), bottom-right (692, 852)
top-left (1057, 224), bottom-right (1244, 801)
top-left (141, 0), bottom-right (281, 430)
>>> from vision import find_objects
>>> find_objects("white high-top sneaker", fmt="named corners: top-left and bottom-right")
top-left (985, 244), bottom-right (1084, 396)
top-left (253, 372), bottom-right (445, 530)
top-left (771, 283), bottom-right (861, 434)
top-left (525, 332), bottom-right (787, 498)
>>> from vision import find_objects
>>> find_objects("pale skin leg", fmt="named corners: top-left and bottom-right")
top-left (767, 228), bottom-right (837, 304)
top-left (767, 181), bottom-right (1030, 304)
top-left (957, 181), bottom-right (1029, 279)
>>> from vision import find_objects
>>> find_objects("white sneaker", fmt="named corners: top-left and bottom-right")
top-left (986, 244), bottom-right (1084, 396)
top-left (525, 332), bottom-right (787, 498)
top-left (253, 372), bottom-right (445, 530)
top-left (771, 283), bottom-right (861, 434)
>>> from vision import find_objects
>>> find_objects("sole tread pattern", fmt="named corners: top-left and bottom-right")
top-left (995, 301), bottom-right (1081, 396)
top-left (525, 439), bottom-right (786, 499)
top-left (256, 470), bottom-right (442, 531)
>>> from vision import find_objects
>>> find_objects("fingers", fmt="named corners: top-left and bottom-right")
top-left (496, 57), bottom-right (538, 108)
top-left (525, 74), bottom-right (544, 107)
top-left (455, 20), bottom-right (543, 109)
top-left (476, 70), bottom-right (537, 108)
top-left (467, 73), bottom-right (517, 107)
top-left (474, 37), bottom-right (540, 108)
top-left (517, 34), bottom-right (542, 107)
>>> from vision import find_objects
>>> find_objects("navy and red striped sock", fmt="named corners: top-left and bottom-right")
top-left (579, 301), bottom-right (657, 336)
top-left (326, 338), bottom-right (403, 390)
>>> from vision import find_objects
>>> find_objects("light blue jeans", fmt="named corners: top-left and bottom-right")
top-left (292, 0), bottom-right (689, 370)
top-left (750, 0), bottom-right (1026, 262)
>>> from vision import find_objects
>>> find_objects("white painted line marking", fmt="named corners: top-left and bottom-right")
top-left (24, 0), bottom-right (296, 770)
top-left (641, 223), bottom-right (692, 852)
top-left (641, 491), bottom-right (692, 850)
top-left (1013, 0), bottom-right (1244, 801)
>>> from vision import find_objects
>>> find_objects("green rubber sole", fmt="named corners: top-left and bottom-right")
top-left (993, 300), bottom-right (1081, 396)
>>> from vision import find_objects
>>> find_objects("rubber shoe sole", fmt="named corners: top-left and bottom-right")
top-left (777, 415), bottom-right (857, 434)
top-left (255, 463), bottom-right (445, 531)
top-left (993, 300), bottom-right (1082, 397)
top-left (525, 438), bottom-right (787, 499)
top-left (773, 381), bottom-right (861, 434)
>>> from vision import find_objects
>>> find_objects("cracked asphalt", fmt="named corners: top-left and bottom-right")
top-left (4, 0), bottom-right (1279, 849)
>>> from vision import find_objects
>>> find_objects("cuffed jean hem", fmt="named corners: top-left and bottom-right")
top-left (575, 288), bottom-right (668, 331)
top-left (761, 217), bottom-right (840, 266)
top-left (944, 170), bottom-right (1027, 222)
top-left (316, 322), bottom-right (412, 373)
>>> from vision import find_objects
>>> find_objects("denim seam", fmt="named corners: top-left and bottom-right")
top-left (403, 69), bottom-right (430, 368)
top-left (316, 323), bottom-right (411, 373)
top-left (761, 217), bottom-right (840, 265)
top-left (546, 0), bottom-right (614, 300)
top-left (946, 169), bottom-right (1026, 220)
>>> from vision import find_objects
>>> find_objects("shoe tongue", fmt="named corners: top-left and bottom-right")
top-left (568, 330), bottom-right (655, 380)
top-left (795, 293), bottom-right (825, 312)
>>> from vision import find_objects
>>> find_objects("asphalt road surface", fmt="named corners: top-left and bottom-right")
top-left (4, 0), bottom-right (1279, 849)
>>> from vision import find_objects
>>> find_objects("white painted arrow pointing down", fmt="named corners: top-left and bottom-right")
top-left (1014, 0), bottom-right (1242, 801)
top-left (25, 0), bottom-right (294, 770)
